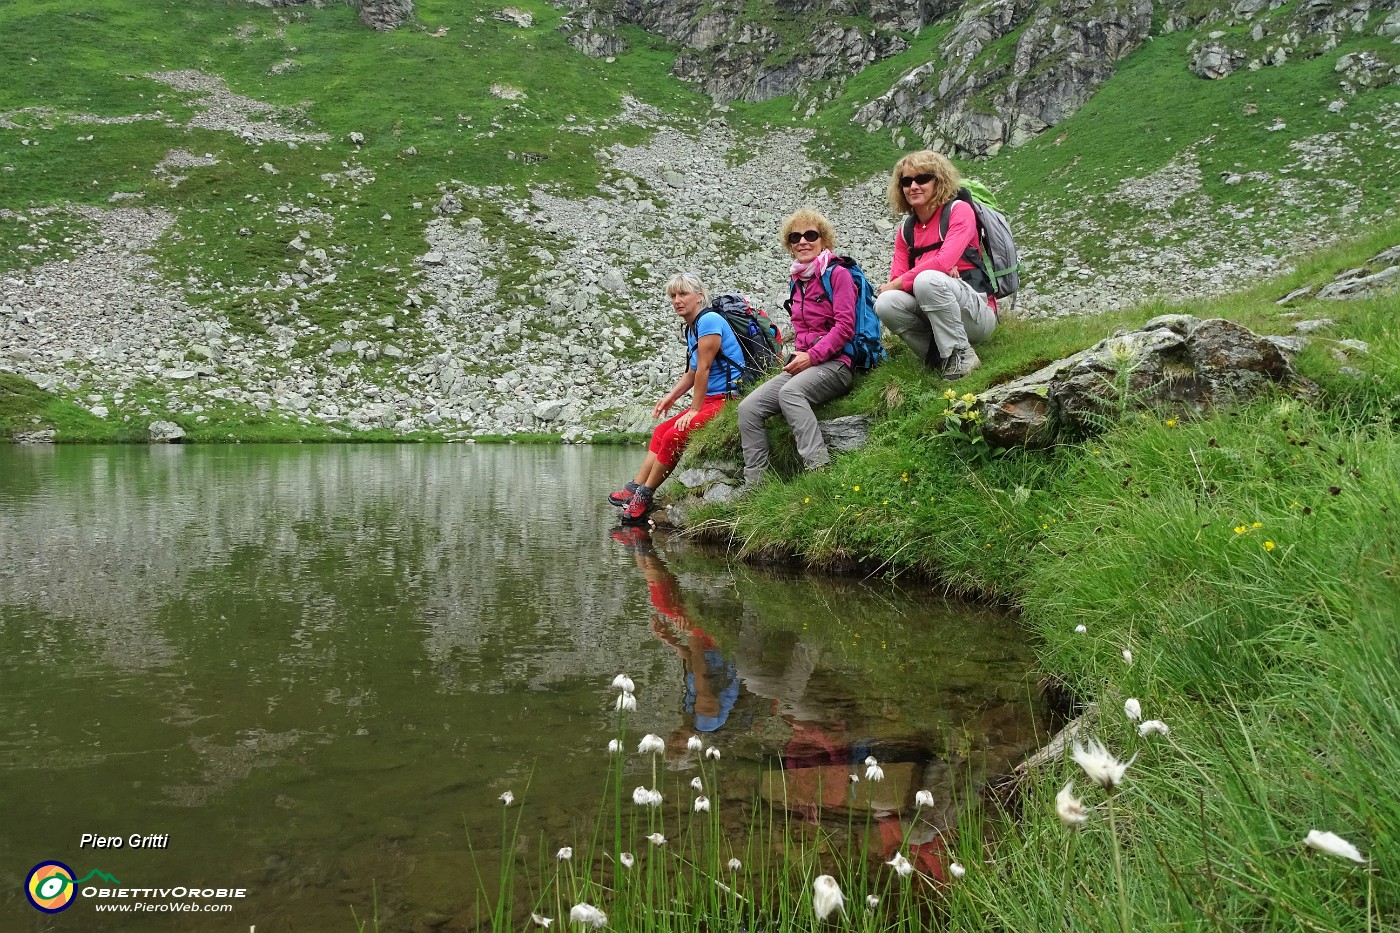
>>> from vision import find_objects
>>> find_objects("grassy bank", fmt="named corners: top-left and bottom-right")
top-left (676, 224), bottom-right (1399, 928)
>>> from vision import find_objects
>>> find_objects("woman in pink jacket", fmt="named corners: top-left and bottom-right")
top-left (874, 150), bottom-right (997, 380)
top-left (736, 209), bottom-right (855, 488)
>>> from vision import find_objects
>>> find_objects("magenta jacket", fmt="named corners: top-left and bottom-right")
top-left (788, 264), bottom-right (856, 368)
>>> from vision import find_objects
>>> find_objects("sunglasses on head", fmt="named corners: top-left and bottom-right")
top-left (899, 172), bottom-right (936, 188)
top-left (786, 229), bottom-right (822, 245)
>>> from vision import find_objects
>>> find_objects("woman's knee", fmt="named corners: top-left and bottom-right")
top-left (912, 269), bottom-right (956, 304)
top-left (874, 291), bottom-right (905, 326)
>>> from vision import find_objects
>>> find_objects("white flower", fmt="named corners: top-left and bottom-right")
top-left (693, 795), bottom-right (711, 813)
top-left (727, 857), bottom-right (742, 871)
top-left (915, 790), bottom-right (934, 808)
top-left (687, 736), bottom-right (704, 751)
top-left (532, 912), bottom-right (553, 927)
top-left (616, 691), bottom-right (636, 712)
top-left (1071, 739), bottom-right (1136, 792)
top-left (646, 832), bottom-right (666, 847)
top-left (647, 789), bottom-right (663, 806)
top-left (638, 733), bottom-right (665, 755)
top-left (1056, 782), bottom-right (1088, 830)
top-left (885, 853), bottom-right (913, 877)
top-left (1123, 698), bottom-right (1142, 721)
top-left (812, 874), bottom-right (846, 920)
top-left (569, 902), bottom-right (607, 927)
top-left (556, 847), bottom-right (572, 861)
top-left (619, 852), bottom-right (634, 869)
top-left (866, 895), bottom-right (880, 910)
top-left (607, 738), bottom-right (622, 753)
top-left (950, 862), bottom-right (966, 879)
top-left (691, 777), bottom-right (704, 791)
top-left (849, 773), bottom-right (859, 783)
top-left (500, 791), bottom-right (514, 806)
top-left (1075, 624), bottom-right (1088, 633)
top-left (1138, 719), bottom-right (1170, 737)
top-left (705, 746), bottom-right (721, 760)
top-left (632, 786), bottom-right (651, 806)
top-left (612, 674), bottom-right (635, 693)
top-left (864, 756), bottom-right (884, 782)
top-left (1122, 649), bottom-right (1133, 666)
top-left (1304, 830), bottom-right (1366, 863)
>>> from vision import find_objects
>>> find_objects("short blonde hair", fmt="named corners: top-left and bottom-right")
top-left (887, 150), bottom-right (961, 215)
top-left (778, 208), bottom-right (836, 253)
top-left (664, 271), bottom-right (706, 302)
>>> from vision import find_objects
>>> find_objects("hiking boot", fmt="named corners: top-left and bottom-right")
top-left (608, 481), bottom-right (640, 507)
top-left (941, 345), bottom-right (981, 381)
top-left (620, 489), bottom-right (654, 524)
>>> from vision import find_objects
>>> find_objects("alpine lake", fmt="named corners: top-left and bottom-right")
top-left (0, 443), bottom-right (1047, 931)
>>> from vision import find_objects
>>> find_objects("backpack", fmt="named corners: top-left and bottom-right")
top-left (789, 256), bottom-right (887, 372)
top-left (694, 292), bottom-right (782, 393)
top-left (903, 179), bottom-right (1021, 299)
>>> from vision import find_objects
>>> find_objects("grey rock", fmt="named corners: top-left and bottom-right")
top-left (1293, 318), bottom-right (1336, 333)
top-left (818, 414), bottom-right (873, 452)
top-left (676, 467), bottom-right (733, 489)
top-left (13, 430), bottom-right (57, 444)
top-left (533, 399), bottom-right (568, 422)
top-left (148, 420), bottom-right (187, 443)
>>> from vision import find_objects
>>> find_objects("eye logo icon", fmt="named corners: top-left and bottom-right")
top-left (26, 861), bottom-right (78, 913)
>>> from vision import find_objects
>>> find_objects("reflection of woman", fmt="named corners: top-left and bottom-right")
top-left (737, 209), bottom-right (855, 487)
top-left (874, 150), bottom-right (997, 381)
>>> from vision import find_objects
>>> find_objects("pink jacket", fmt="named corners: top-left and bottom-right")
top-left (788, 265), bottom-right (856, 368)
top-left (890, 200), bottom-right (998, 312)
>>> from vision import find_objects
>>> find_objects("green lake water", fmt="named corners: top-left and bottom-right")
top-left (0, 444), bottom-right (1046, 931)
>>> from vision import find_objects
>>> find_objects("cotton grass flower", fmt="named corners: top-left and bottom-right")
top-left (532, 912), bottom-right (554, 927)
top-left (687, 735), bottom-right (704, 751)
top-left (556, 847), bottom-right (573, 861)
top-left (632, 786), bottom-right (661, 807)
top-left (866, 894), bottom-right (880, 910)
top-left (950, 862), bottom-right (966, 879)
top-left (612, 674), bottom-right (635, 693)
top-left (885, 853), bottom-right (914, 877)
top-left (864, 756), bottom-right (885, 782)
top-left (1304, 830), bottom-right (1367, 863)
top-left (1056, 782), bottom-right (1089, 830)
top-left (569, 902), bottom-right (607, 927)
top-left (607, 739), bottom-right (621, 753)
top-left (1123, 698), bottom-right (1142, 721)
top-left (1075, 624), bottom-right (1088, 634)
top-left (727, 857), bottom-right (742, 871)
top-left (616, 691), bottom-right (636, 712)
top-left (1122, 649), bottom-right (1133, 666)
top-left (619, 852), bottom-right (634, 869)
top-left (1071, 739), bottom-right (1136, 792)
top-left (705, 746), bottom-right (721, 760)
top-left (638, 734), bottom-right (665, 755)
top-left (690, 776), bottom-right (704, 791)
top-left (915, 790), bottom-right (934, 808)
top-left (849, 773), bottom-right (859, 783)
top-left (812, 875), bottom-right (845, 920)
top-left (693, 795), bottom-right (711, 813)
top-left (499, 791), bottom-right (514, 806)
top-left (646, 832), bottom-right (666, 847)
top-left (1138, 719), bottom-right (1170, 737)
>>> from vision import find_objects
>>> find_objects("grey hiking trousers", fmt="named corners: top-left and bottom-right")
top-left (737, 359), bottom-right (853, 486)
top-left (874, 270), bottom-right (996, 365)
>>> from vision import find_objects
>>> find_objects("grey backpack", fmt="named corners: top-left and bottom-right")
top-left (903, 179), bottom-right (1021, 299)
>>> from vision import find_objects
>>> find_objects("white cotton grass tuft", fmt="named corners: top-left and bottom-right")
top-left (950, 862), bottom-right (966, 879)
top-left (556, 847), bottom-right (573, 861)
top-left (866, 895), bottom-right (880, 910)
top-left (616, 691), bottom-right (636, 712)
top-left (499, 791), bottom-right (514, 806)
top-left (864, 756), bottom-right (885, 782)
top-left (690, 776), bottom-right (704, 791)
top-left (638, 734), bottom-right (665, 755)
top-left (1123, 698), bottom-right (1142, 721)
top-left (531, 912), bottom-right (554, 927)
top-left (1056, 782), bottom-right (1089, 830)
top-left (885, 853), bottom-right (914, 877)
top-left (915, 789), bottom-right (934, 808)
top-left (612, 674), bottom-right (635, 693)
top-left (705, 746), bottom-right (721, 760)
top-left (849, 773), bottom-right (859, 783)
top-left (693, 795), bottom-right (711, 813)
top-left (646, 832), bottom-right (666, 847)
top-left (727, 857), bottom-right (742, 871)
top-left (1304, 830), bottom-right (1367, 863)
top-left (607, 739), bottom-right (622, 753)
top-left (1138, 719), bottom-right (1170, 737)
top-left (1071, 739), bottom-right (1136, 793)
top-left (569, 902), bottom-right (607, 927)
top-left (687, 735), bottom-right (704, 752)
top-left (619, 852), bottom-right (634, 869)
top-left (1075, 624), bottom-right (1088, 634)
top-left (812, 875), bottom-right (846, 920)
top-left (1122, 648), bottom-right (1133, 666)
top-left (632, 786), bottom-right (662, 807)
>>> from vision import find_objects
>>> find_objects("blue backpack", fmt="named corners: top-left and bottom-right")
top-left (789, 256), bottom-right (886, 372)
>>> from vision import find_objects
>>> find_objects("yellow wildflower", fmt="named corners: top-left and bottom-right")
top-left (853, 485), bottom-right (860, 492)
top-left (901, 472), bottom-right (909, 483)
top-left (1264, 540), bottom-right (1276, 551)
top-left (943, 389), bottom-right (958, 400)
top-left (1234, 525), bottom-right (1248, 534)
top-left (1165, 419), bottom-right (1178, 427)
top-left (1252, 522), bottom-right (1262, 528)
top-left (961, 393), bottom-right (978, 404)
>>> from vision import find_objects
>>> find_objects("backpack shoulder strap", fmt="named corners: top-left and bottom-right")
top-left (902, 215), bottom-right (916, 255)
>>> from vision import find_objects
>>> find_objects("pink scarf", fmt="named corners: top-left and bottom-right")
top-left (790, 248), bottom-right (834, 282)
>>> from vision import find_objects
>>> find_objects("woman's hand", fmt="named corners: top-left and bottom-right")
top-left (675, 409), bottom-right (698, 431)
top-left (653, 397), bottom-right (675, 420)
top-left (877, 279), bottom-right (902, 295)
top-left (783, 350), bottom-right (812, 375)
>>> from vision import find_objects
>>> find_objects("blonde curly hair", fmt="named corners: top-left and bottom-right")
top-left (778, 208), bottom-right (836, 253)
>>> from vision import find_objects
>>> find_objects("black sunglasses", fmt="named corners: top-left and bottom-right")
top-left (786, 229), bottom-right (822, 245)
top-left (899, 172), bottom-right (936, 188)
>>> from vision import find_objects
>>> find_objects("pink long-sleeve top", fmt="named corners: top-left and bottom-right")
top-left (788, 264), bottom-right (856, 368)
top-left (890, 199), bottom-right (998, 313)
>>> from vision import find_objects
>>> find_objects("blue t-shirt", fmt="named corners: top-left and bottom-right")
top-left (688, 311), bottom-right (746, 397)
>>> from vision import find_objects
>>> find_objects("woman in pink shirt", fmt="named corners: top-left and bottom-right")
top-left (736, 209), bottom-right (856, 488)
top-left (874, 151), bottom-right (997, 380)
